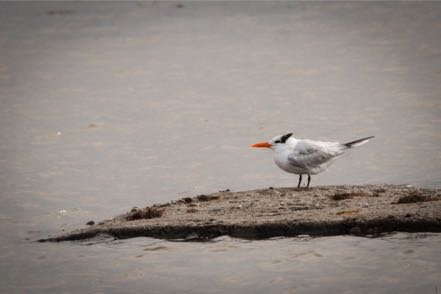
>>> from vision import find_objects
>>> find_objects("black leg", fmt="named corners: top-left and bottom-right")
top-left (297, 174), bottom-right (302, 188)
top-left (307, 174), bottom-right (311, 188)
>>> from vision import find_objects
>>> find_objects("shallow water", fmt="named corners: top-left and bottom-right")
top-left (0, 2), bottom-right (440, 293)
top-left (2, 233), bottom-right (441, 294)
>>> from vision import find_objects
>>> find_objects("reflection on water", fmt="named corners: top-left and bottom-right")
top-left (0, 2), bottom-right (440, 293)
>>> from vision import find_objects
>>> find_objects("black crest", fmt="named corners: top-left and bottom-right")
top-left (280, 133), bottom-right (293, 143)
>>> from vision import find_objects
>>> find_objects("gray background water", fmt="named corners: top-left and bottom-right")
top-left (0, 2), bottom-right (440, 293)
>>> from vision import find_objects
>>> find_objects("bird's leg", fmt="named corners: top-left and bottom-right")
top-left (307, 174), bottom-right (311, 188)
top-left (297, 174), bottom-right (302, 188)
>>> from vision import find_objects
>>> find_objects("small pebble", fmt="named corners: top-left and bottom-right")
top-left (86, 220), bottom-right (94, 226)
top-left (185, 232), bottom-right (199, 240)
top-left (297, 234), bottom-right (311, 240)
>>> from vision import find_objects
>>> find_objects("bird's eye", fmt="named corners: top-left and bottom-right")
top-left (274, 140), bottom-right (281, 144)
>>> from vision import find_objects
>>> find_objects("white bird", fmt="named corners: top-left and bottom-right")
top-left (251, 133), bottom-right (374, 188)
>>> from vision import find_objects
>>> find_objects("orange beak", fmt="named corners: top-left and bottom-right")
top-left (251, 141), bottom-right (272, 148)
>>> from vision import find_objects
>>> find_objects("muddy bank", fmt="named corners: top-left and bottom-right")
top-left (40, 185), bottom-right (441, 242)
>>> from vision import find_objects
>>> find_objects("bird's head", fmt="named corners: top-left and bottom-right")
top-left (251, 133), bottom-right (293, 150)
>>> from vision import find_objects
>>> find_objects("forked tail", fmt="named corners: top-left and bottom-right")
top-left (344, 136), bottom-right (374, 148)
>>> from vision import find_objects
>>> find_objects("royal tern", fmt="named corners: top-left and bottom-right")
top-left (251, 133), bottom-right (374, 188)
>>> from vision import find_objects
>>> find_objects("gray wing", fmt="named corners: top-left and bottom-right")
top-left (288, 140), bottom-right (344, 169)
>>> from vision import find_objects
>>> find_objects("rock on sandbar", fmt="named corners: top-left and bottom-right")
top-left (40, 185), bottom-right (441, 242)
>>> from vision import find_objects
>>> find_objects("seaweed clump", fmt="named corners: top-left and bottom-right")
top-left (332, 192), bottom-right (354, 201)
top-left (126, 207), bottom-right (165, 221)
top-left (394, 190), bottom-right (440, 204)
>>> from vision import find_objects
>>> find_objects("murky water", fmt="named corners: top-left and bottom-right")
top-left (2, 233), bottom-right (441, 294)
top-left (0, 2), bottom-right (440, 293)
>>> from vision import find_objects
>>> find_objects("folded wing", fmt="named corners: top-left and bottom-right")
top-left (288, 140), bottom-right (346, 169)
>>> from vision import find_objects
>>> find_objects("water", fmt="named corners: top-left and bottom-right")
top-left (2, 233), bottom-right (441, 294)
top-left (0, 2), bottom-right (440, 293)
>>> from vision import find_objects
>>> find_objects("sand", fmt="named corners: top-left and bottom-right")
top-left (40, 185), bottom-right (441, 242)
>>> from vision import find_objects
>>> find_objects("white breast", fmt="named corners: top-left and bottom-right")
top-left (273, 147), bottom-right (307, 174)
